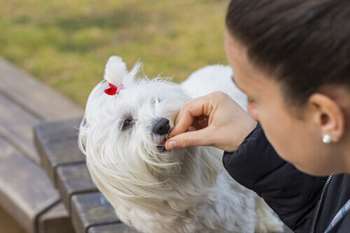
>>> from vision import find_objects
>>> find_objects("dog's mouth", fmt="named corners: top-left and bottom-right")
top-left (157, 145), bottom-right (166, 153)
top-left (156, 136), bottom-right (168, 153)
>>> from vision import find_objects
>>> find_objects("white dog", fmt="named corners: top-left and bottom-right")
top-left (78, 56), bottom-right (284, 233)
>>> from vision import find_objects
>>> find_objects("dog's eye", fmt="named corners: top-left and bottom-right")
top-left (121, 116), bottom-right (134, 131)
top-left (151, 97), bottom-right (161, 104)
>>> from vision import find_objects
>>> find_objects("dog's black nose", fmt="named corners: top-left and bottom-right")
top-left (152, 118), bottom-right (170, 135)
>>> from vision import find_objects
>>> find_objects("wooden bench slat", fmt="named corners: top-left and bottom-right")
top-left (71, 193), bottom-right (119, 233)
top-left (38, 202), bottom-right (75, 233)
top-left (34, 119), bottom-right (85, 184)
top-left (0, 93), bottom-right (41, 163)
top-left (89, 224), bottom-right (139, 233)
top-left (34, 118), bottom-right (82, 144)
top-left (57, 163), bottom-right (98, 211)
top-left (0, 58), bottom-right (82, 120)
top-left (0, 137), bottom-right (61, 233)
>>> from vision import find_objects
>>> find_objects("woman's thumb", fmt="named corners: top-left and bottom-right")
top-left (165, 128), bottom-right (212, 150)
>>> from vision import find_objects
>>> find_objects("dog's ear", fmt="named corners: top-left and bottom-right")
top-left (129, 62), bottom-right (143, 79)
top-left (104, 56), bottom-right (128, 86)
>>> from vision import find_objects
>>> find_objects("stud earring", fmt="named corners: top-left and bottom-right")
top-left (322, 134), bottom-right (333, 144)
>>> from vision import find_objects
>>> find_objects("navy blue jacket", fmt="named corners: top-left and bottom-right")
top-left (223, 125), bottom-right (350, 233)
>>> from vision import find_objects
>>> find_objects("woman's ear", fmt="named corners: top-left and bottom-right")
top-left (308, 93), bottom-right (345, 143)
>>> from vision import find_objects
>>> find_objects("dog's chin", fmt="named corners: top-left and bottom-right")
top-left (154, 135), bottom-right (168, 153)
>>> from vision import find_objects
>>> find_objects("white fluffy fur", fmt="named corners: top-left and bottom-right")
top-left (79, 56), bottom-right (284, 233)
top-left (104, 56), bottom-right (128, 85)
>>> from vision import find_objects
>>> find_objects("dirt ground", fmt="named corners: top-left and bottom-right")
top-left (0, 207), bottom-right (26, 233)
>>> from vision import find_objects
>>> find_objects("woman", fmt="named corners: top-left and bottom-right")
top-left (165, 1), bottom-right (350, 233)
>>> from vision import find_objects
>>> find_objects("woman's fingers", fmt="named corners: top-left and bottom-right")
top-left (165, 127), bottom-right (213, 150)
top-left (192, 115), bottom-right (209, 130)
top-left (169, 96), bottom-right (211, 137)
top-left (166, 91), bottom-right (256, 151)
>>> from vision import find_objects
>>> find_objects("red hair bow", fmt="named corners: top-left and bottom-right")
top-left (104, 83), bottom-right (123, 96)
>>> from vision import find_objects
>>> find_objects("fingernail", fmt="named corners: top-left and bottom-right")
top-left (166, 140), bottom-right (177, 150)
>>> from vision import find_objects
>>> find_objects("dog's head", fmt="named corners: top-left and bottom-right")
top-left (79, 56), bottom-right (220, 213)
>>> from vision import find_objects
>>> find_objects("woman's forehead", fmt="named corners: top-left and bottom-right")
top-left (225, 35), bottom-right (255, 90)
top-left (224, 32), bottom-right (248, 67)
top-left (226, 33), bottom-right (283, 104)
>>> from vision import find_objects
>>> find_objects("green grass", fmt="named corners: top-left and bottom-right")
top-left (0, 0), bottom-right (229, 105)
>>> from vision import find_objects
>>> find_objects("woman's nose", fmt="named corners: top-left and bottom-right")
top-left (152, 118), bottom-right (170, 135)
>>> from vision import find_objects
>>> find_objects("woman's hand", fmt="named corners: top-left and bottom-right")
top-left (165, 92), bottom-right (257, 151)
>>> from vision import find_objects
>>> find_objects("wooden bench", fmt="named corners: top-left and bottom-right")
top-left (0, 58), bottom-right (82, 233)
top-left (34, 119), bottom-right (139, 233)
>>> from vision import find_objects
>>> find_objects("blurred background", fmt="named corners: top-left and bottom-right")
top-left (0, 1), bottom-right (229, 232)
top-left (0, 0), bottom-right (228, 106)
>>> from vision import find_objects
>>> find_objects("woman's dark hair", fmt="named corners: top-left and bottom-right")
top-left (226, 0), bottom-right (350, 103)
